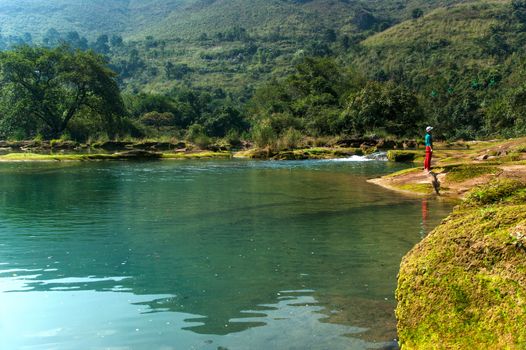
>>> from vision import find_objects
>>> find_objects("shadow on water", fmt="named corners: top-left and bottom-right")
top-left (0, 160), bottom-right (453, 349)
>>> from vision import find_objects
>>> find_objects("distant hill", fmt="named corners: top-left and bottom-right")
top-left (354, 0), bottom-right (516, 87)
top-left (0, 0), bottom-right (467, 40)
top-left (0, 0), bottom-right (512, 99)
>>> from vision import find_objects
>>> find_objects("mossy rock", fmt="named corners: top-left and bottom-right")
top-left (50, 140), bottom-right (78, 150)
top-left (115, 150), bottom-right (162, 159)
top-left (271, 151), bottom-right (309, 160)
top-left (387, 150), bottom-right (417, 162)
top-left (397, 179), bottom-right (526, 349)
top-left (92, 141), bottom-right (134, 151)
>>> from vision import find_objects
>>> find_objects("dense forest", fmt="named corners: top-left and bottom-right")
top-left (0, 0), bottom-right (525, 145)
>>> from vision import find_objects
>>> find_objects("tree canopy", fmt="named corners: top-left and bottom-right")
top-left (0, 45), bottom-right (125, 138)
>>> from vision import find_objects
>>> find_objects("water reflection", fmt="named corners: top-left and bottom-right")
top-left (1, 272), bottom-right (392, 350)
top-left (0, 160), bottom-right (453, 349)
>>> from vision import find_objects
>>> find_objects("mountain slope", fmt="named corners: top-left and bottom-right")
top-left (354, 0), bottom-right (520, 89)
top-left (0, 0), bottom-right (469, 40)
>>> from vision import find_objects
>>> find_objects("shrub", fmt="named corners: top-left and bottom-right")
top-left (186, 124), bottom-right (211, 149)
top-left (225, 130), bottom-right (242, 147)
top-left (252, 120), bottom-right (277, 149)
top-left (278, 128), bottom-right (303, 150)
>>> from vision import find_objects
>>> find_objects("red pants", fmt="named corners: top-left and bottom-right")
top-left (424, 146), bottom-right (432, 171)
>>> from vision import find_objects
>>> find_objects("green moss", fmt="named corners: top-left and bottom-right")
top-left (383, 167), bottom-right (421, 178)
top-left (445, 165), bottom-right (500, 183)
top-left (0, 151), bottom-right (234, 161)
top-left (397, 180), bottom-right (526, 349)
top-left (397, 183), bottom-right (435, 195)
top-left (464, 179), bottom-right (526, 206)
top-left (161, 151), bottom-right (232, 159)
top-left (387, 150), bottom-right (418, 162)
top-left (0, 153), bottom-right (116, 161)
top-left (297, 147), bottom-right (360, 159)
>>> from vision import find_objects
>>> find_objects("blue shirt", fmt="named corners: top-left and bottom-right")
top-left (425, 133), bottom-right (433, 147)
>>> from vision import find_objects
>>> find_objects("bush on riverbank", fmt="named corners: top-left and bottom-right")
top-left (396, 179), bottom-right (526, 349)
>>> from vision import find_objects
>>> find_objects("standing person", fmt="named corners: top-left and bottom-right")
top-left (424, 126), bottom-right (433, 172)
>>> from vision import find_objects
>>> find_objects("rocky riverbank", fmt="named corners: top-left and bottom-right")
top-left (368, 138), bottom-right (526, 198)
top-left (0, 137), bottom-right (417, 161)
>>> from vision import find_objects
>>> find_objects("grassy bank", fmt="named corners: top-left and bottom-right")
top-left (0, 144), bottom-right (371, 162)
top-left (0, 151), bottom-right (232, 161)
top-left (396, 179), bottom-right (526, 348)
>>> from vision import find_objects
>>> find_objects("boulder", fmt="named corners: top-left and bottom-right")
top-left (94, 141), bottom-right (134, 151)
top-left (271, 151), bottom-right (309, 160)
top-left (387, 150), bottom-right (417, 162)
top-left (376, 139), bottom-right (397, 149)
top-left (475, 154), bottom-right (489, 161)
top-left (50, 140), bottom-right (78, 150)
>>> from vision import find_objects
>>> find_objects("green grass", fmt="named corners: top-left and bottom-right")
top-left (0, 153), bottom-right (112, 161)
top-left (445, 165), bottom-right (500, 183)
top-left (383, 166), bottom-right (421, 178)
top-left (0, 151), bottom-right (234, 161)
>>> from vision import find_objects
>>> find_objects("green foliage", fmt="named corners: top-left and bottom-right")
top-left (249, 57), bottom-right (362, 136)
top-left (140, 111), bottom-right (175, 129)
top-left (0, 45), bottom-right (125, 139)
top-left (411, 8), bottom-right (424, 19)
top-left (340, 81), bottom-right (422, 137)
top-left (355, 1), bottom-right (526, 140)
top-left (0, 0), bottom-right (525, 141)
top-left (278, 128), bottom-right (303, 150)
top-left (185, 124), bottom-right (210, 149)
top-left (251, 120), bottom-right (277, 149)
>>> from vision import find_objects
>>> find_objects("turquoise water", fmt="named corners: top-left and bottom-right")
top-left (0, 159), bottom-right (453, 350)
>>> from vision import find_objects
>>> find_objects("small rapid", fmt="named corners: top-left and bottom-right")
top-left (328, 152), bottom-right (388, 162)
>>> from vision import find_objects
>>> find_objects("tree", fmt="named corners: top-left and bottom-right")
top-left (43, 28), bottom-right (60, 47)
top-left (92, 34), bottom-right (110, 54)
top-left (140, 111), bottom-right (175, 130)
top-left (0, 45), bottom-right (125, 138)
top-left (340, 81), bottom-right (422, 137)
top-left (412, 8), bottom-right (424, 19)
top-left (110, 35), bottom-right (123, 47)
top-left (512, 0), bottom-right (526, 23)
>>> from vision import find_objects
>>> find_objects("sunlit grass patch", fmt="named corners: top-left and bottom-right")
top-left (161, 151), bottom-right (232, 159)
top-left (444, 165), bottom-right (500, 183)
top-left (383, 167), bottom-right (421, 178)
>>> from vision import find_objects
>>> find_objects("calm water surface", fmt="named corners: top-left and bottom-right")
top-left (0, 159), bottom-right (453, 350)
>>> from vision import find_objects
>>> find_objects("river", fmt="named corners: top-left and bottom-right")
top-left (0, 158), bottom-right (453, 350)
